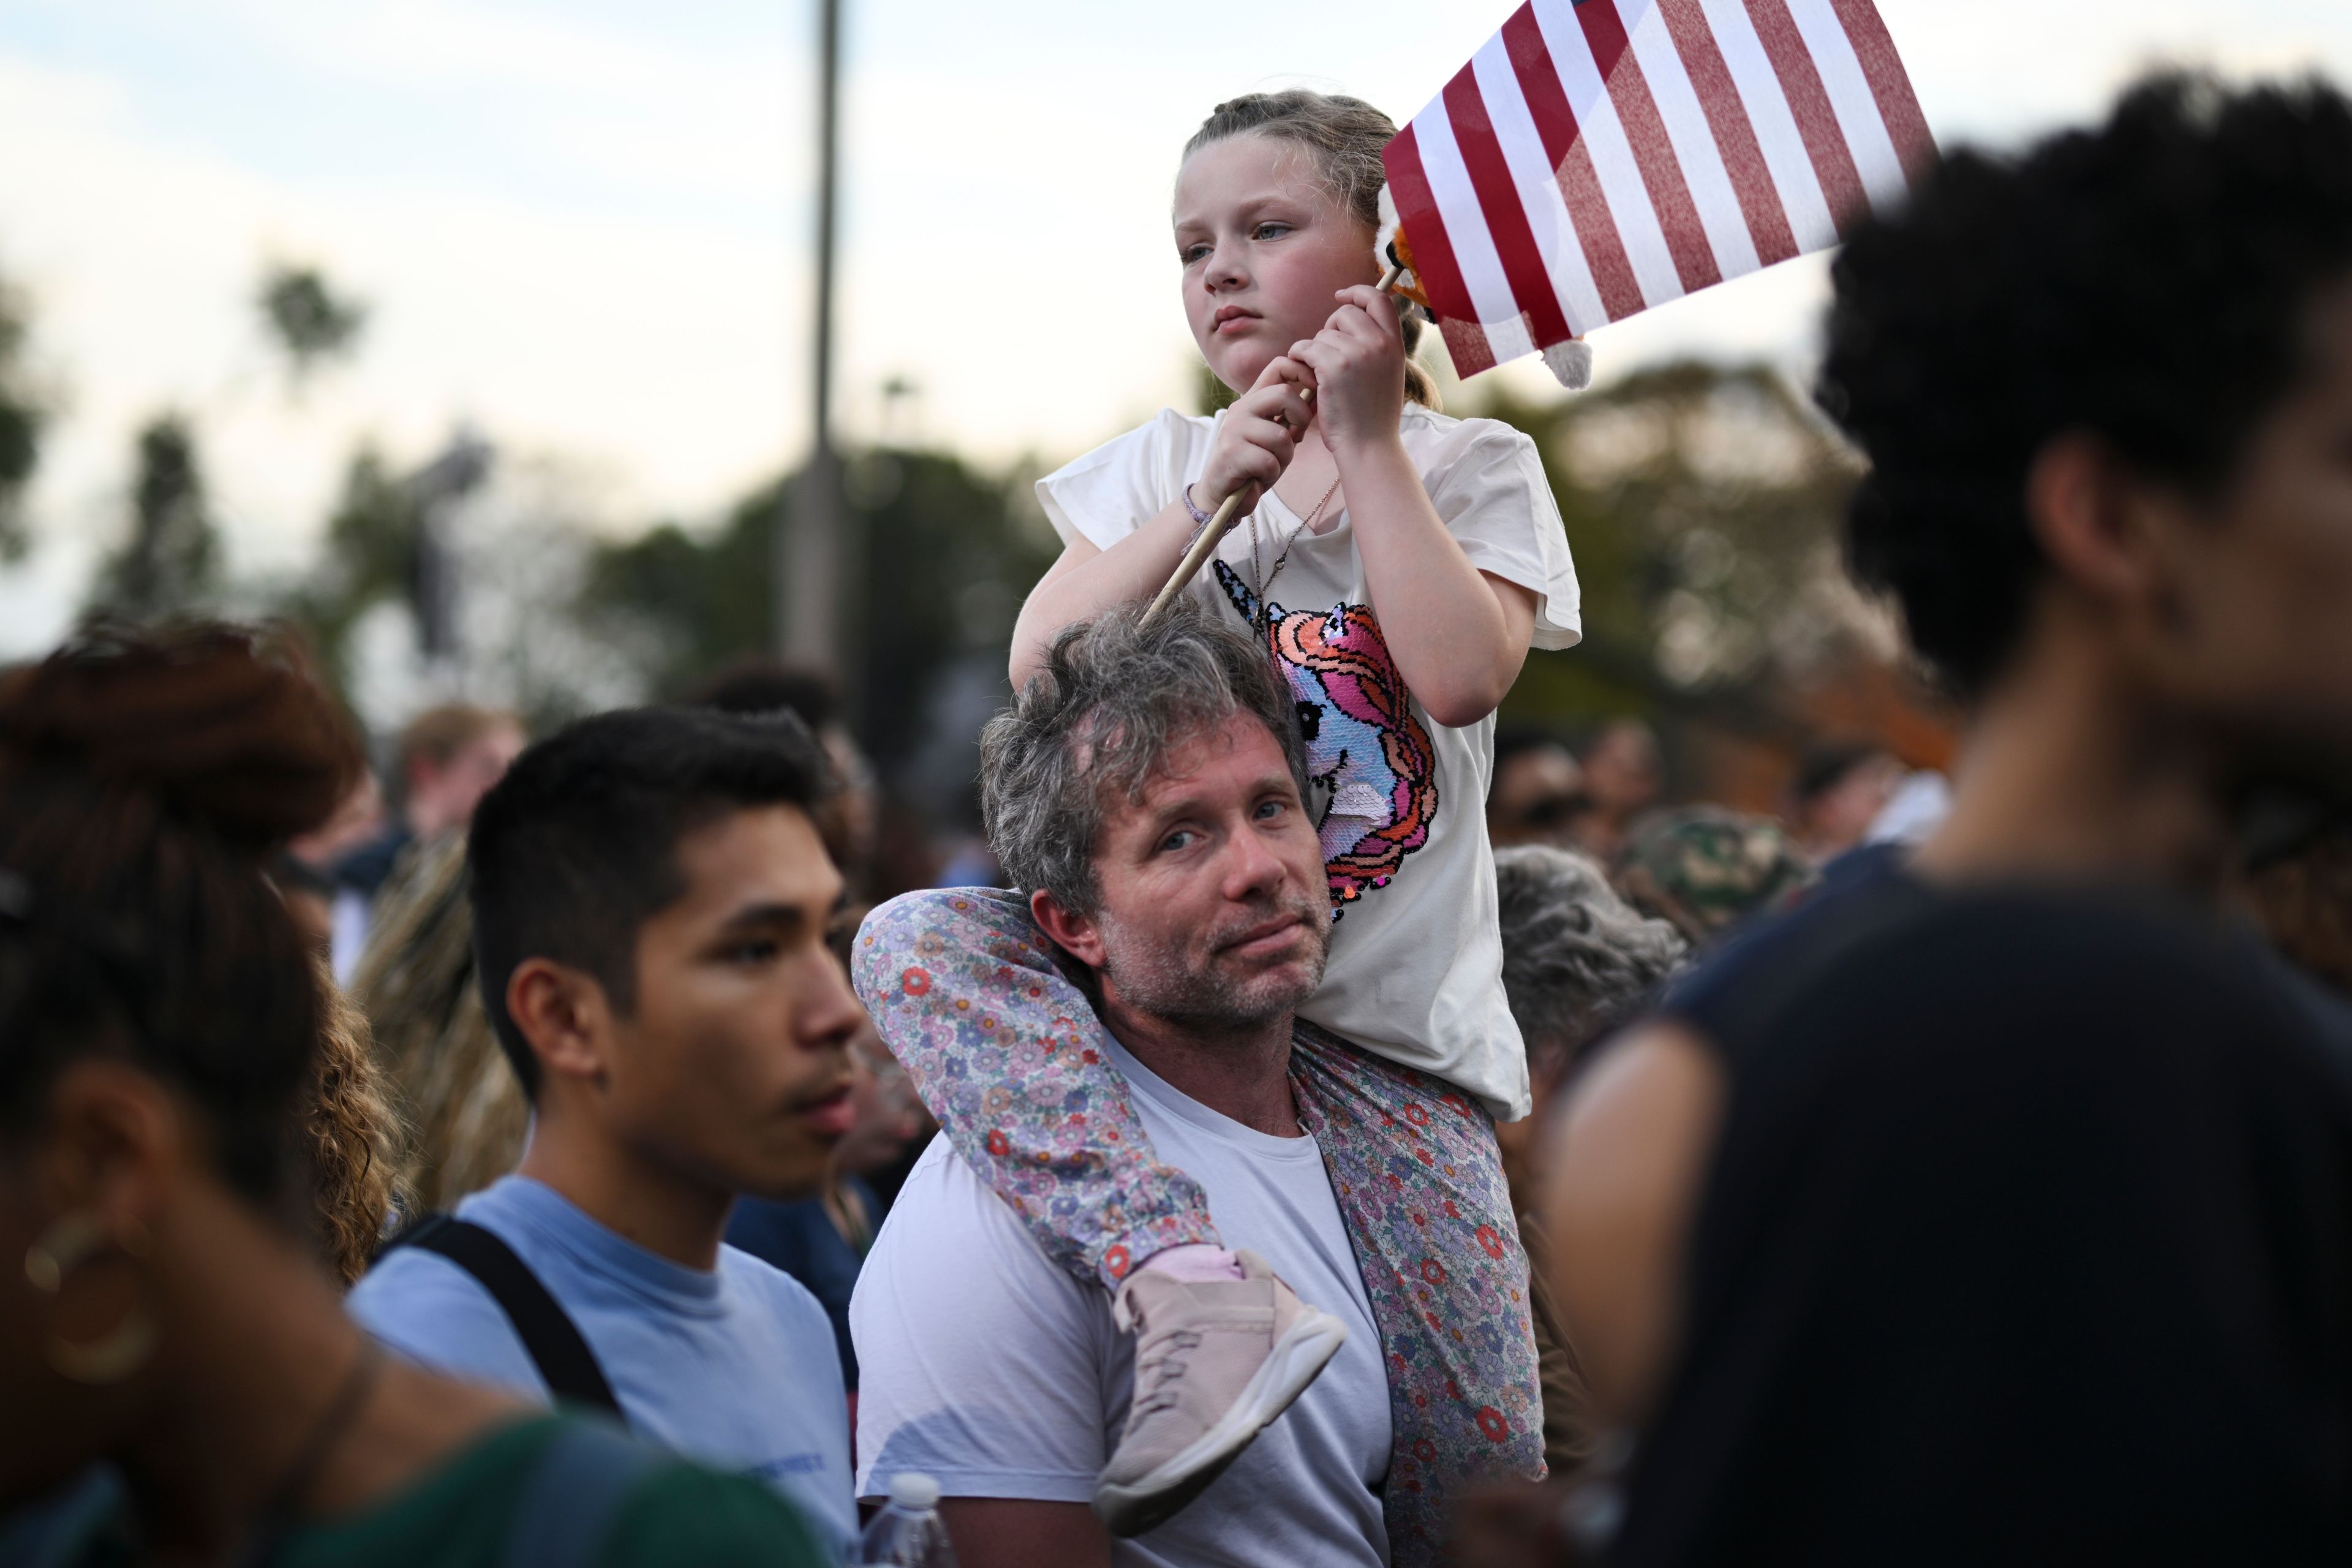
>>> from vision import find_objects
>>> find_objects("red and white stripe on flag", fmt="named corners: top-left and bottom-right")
top-left (1382, 0), bottom-right (1934, 375)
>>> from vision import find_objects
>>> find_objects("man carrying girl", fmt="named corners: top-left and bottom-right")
top-left (856, 88), bottom-right (1578, 1560)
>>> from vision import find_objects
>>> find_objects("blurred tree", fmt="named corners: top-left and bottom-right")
top-left (1193, 360), bottom-right (1237, 416)
top-left (258, 264), bottom-right (368, 390)
top-left (1474, 361), bottom-right (1875, 732)
top-left (587, 445), bottom-right (1058, 777)
top-left (585, 483), bottom-right (772, 684)
top-left (281, 442), bottom-right (653, 731)
top-left (283, 447), bottom-right (427, 689)
top-left (89, 416), bottom-right (219, 620)
top-left (0, 265), bottom-right (43, 560)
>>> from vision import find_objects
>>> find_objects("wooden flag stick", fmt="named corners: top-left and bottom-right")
top-left (1141, 490), bottom-right (1245, 626)
top-left (1140, 263), bottom-right (1409, 628)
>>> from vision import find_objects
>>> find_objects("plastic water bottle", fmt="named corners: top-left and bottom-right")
top-left (856, 1472), bottom-right (957, 1567)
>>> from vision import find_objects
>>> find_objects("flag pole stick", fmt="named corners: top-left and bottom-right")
top-left (1141, 491), bottom-right (1245, 626)
top-left (1141, 265), bottom-right (1408, 627)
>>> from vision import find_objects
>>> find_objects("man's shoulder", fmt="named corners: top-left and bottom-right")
top-left (718, 1240), bottom-right (837, 1344)
top-left (863, 1139), bottom-right (1071, 1281)
top-left (349, 1237), bottom-right (547, 1398)
top-left (852, 1140), bottom-right (1116, 1502)
top-left (1660, 854), bottom-right (1928, 1054)
top-left (854, 1140), bottom-right (1109, 1369)
top-left (1674, 876), bottom-right (2332, 1091)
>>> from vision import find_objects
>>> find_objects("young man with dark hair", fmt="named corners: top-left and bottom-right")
top-left (1545, 74), bottom-right (2352, 1562)
top-left (349, 706), bottom-right (865, 1556)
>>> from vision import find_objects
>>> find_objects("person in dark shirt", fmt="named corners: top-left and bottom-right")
top-left (1542, 74), bottom-right (2352, 1565)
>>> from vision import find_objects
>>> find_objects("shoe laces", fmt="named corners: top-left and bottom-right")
top-left (1131, 1329), bottom-right (1204, 1417)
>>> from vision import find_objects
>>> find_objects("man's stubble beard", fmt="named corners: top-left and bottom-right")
top-left (1096, 888), bottom-right (1332, 1034)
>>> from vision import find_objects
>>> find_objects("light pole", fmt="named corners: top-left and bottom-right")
top-left (778, 0), bottom-right (844, 669)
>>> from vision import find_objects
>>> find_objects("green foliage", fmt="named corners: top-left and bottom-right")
top-left (1193, 360), bottom-right (1237, 417)
top-left (1472, 360), bottom-right (1864, 730)
top-left (848, 449), bottom-right (1060, 768)
top-left (89, 416), bottom-right (219, 621)
top-left (258, 264), bottom-right (368, 386)
top-left (589, 486), bottom-right (773, 680)
top-left (588, 446), bottom-right (1059, 769)
top-left (0, 269), bottom-right (42, 560)
top-left (274, 447), bottom-right (426, 691)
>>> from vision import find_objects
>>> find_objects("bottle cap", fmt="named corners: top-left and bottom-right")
top-left (889, 1472), bottom-right (942, 1510)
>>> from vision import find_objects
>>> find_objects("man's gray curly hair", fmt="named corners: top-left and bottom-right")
top-left (1494, 843), bottom-right (1689, 1064)
top-left (981, 598), bottom-right (1311, 918)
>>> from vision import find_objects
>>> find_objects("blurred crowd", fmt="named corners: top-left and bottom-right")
top-left (6, 65), bottom-right (2352, 1568)
top-left (270, 687), bottom-right (1936, 1378)
top-left (279, 663), bottom-right (937, 1298)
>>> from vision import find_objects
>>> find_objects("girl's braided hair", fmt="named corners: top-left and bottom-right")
top-left (1186, 90), bottom-right (1441, 410)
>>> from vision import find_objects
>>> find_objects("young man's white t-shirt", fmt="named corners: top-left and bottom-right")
top-left (851, 1036), bottom-right (1394, 1567)
top-left (1037, 404), bottom-right (1582, 1121)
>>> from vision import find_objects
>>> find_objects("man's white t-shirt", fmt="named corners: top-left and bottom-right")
top-left (1037, 404), bottom-right (1581, 1121)
top-left (852, 1038), bottom-right (1393, 1566)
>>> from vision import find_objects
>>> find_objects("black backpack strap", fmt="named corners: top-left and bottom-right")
top-left (502, 1420), bottom-right (663, 1568)
top-left (380, 1215), bottom-right (625, 1420)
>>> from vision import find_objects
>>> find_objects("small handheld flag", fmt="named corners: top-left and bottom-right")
top-left (1381, 0), bottom-right (1934, 380)
top-left (1148, 1), bottom-right (1931, 618)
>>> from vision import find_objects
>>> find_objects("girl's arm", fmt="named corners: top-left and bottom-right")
top-left (1009, 506), bottom-right (1191, 687)
top-left (1009, 363), bottom-right (1316, 688)
top-left (1290, 285), bottom-right (1536, 728)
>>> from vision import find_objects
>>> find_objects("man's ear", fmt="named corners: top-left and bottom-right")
top-left (2025, 434), bottom-right (2177, 610)
top-left (1029, 888), bottom-right (1107, 969)
top-left (505, 958), bottom-right (616, 1090)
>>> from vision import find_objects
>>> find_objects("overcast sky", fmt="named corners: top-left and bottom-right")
top-left (2, 0), bottom-right (2350, 650)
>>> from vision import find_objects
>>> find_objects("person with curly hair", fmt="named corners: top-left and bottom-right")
top-left (1543, 74), bottom-right (2352, 1563)
top-left (0, 625), bottom-right (824, 1567)
top-left (303, 969), bottom-right (404, 1286)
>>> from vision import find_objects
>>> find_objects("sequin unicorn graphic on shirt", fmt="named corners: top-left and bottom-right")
top-left (1216, 562), bottom-right (1441, 914)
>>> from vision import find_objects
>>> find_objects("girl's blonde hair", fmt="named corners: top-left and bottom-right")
top-left (1185, 90), bottom-right (1442, 409)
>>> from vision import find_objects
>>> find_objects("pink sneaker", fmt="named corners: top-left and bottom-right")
top-left (1091, 1248), bottom-right (1348, 1537)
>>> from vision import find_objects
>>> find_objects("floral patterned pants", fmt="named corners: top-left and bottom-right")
top-left (853, 887), bottom-right (1545, 1562)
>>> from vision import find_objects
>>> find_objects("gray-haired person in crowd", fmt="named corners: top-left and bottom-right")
top-left (1491, 845), bottom-right (1689, 1478)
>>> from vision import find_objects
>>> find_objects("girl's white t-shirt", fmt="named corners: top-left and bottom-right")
top-left (1036, 403), bottom-right (1581, 1120)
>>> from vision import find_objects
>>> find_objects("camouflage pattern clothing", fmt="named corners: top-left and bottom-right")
top-left (1615, 806), bottom-right (1818, 946)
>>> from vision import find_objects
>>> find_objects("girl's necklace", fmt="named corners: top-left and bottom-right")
top-left (1248, 473), bottom-right (1343, 626)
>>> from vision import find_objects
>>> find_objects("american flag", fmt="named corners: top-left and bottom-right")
top-left (1382, 0), bottom-right (1934, 375)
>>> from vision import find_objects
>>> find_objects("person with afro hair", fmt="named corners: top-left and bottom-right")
top-left (1540, 73), bottom-right (2352, 1565)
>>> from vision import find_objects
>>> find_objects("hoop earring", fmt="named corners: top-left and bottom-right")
top-left (24, 1212), bottom-right (157, 1385)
